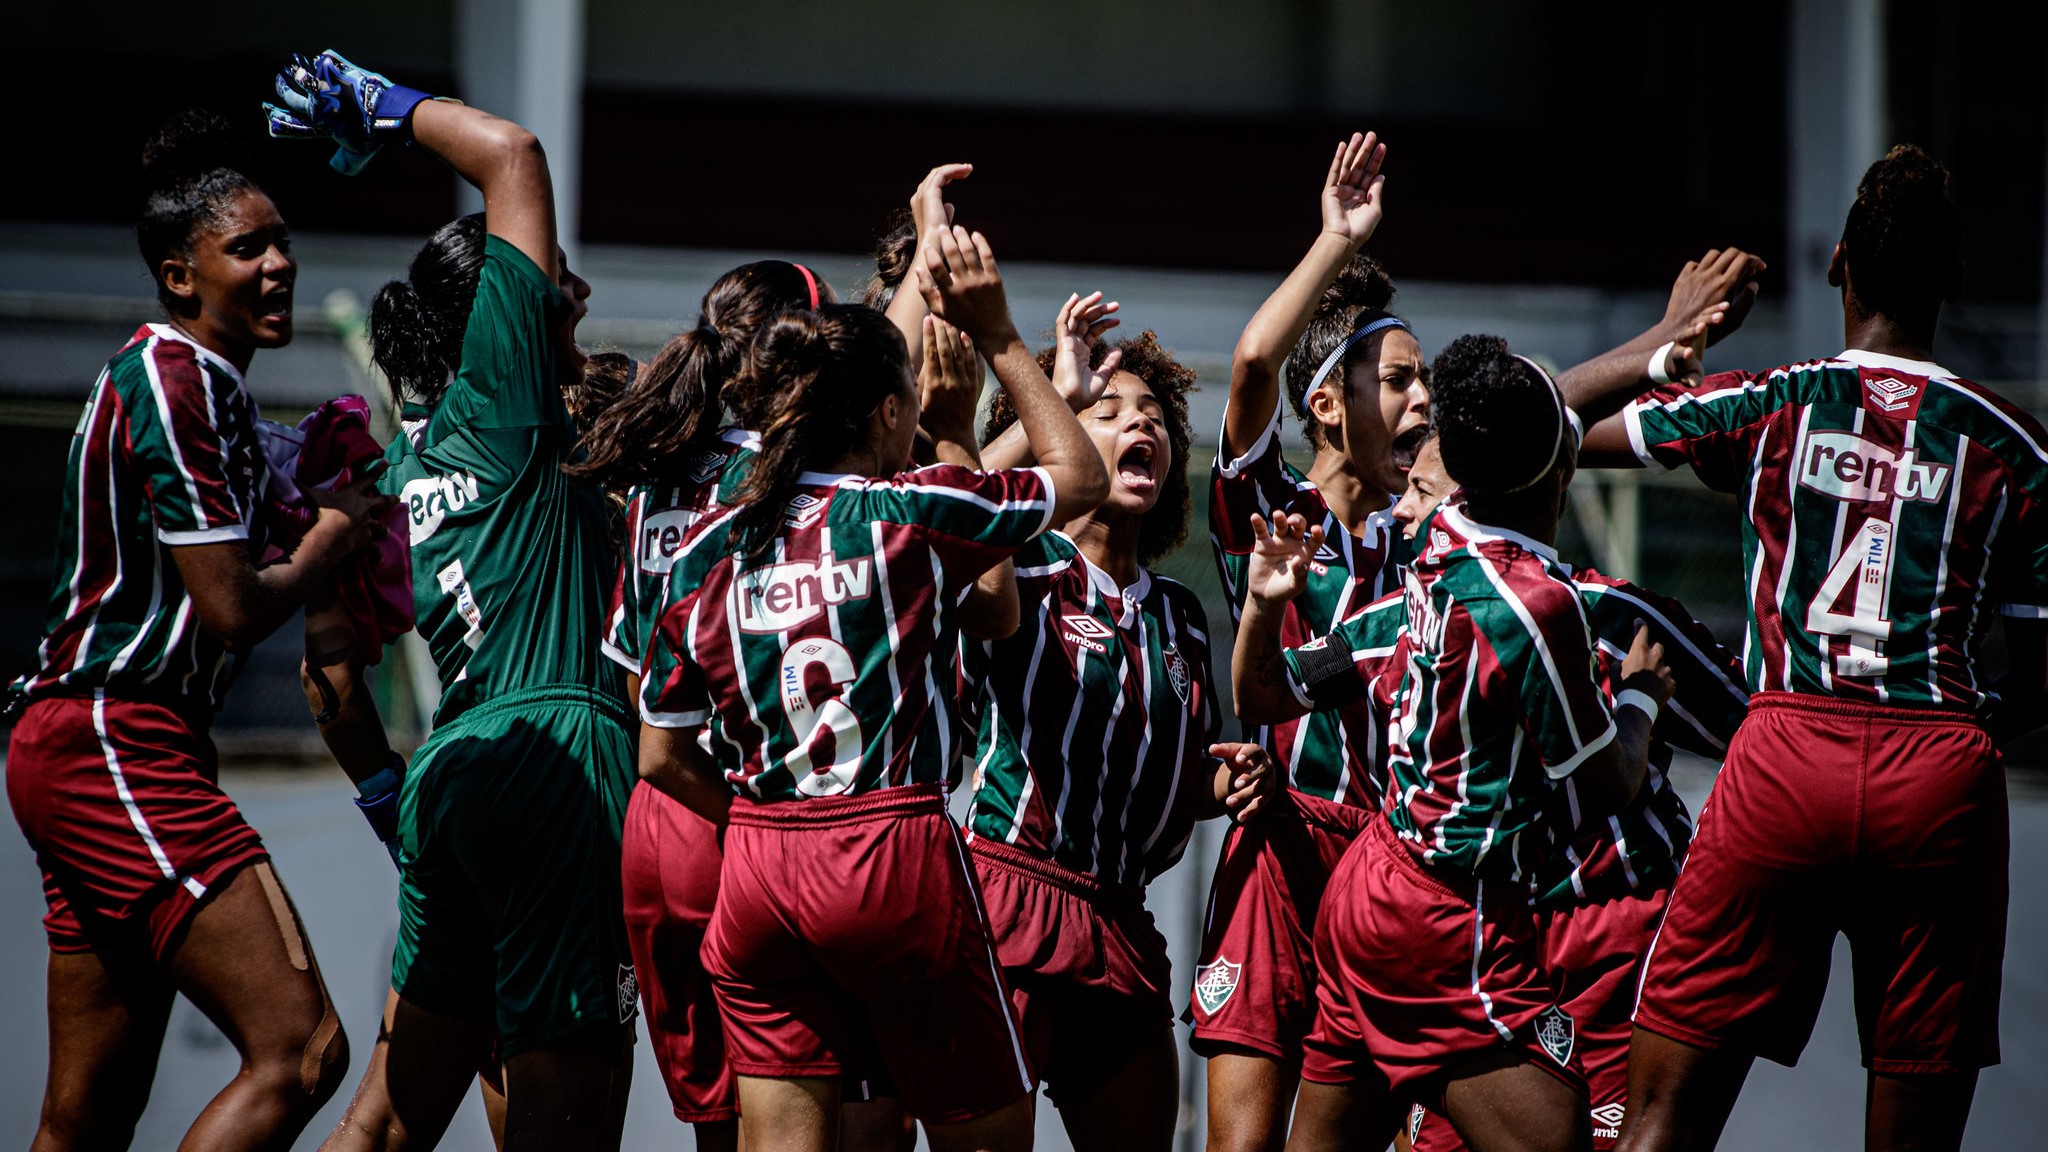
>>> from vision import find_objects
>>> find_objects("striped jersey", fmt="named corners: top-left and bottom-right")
top-left (600, 429), bottom-right (757, 673)
top-left (960, 531), bottom-right (1221, 886)
top-left (1286, 566), bottom-right (1746, 902)
top-left (1383, 504), bottom-right (1617, 880)
top-left (641, 464), bottom-right (1056, 801)
top-left (14, 324), bottom-right (271, 709)
top-left (1211, 399), bottom-right (1407, 807)
top-left (383, 237), bottom-right (621, 725)
top-left (1624, 349), bottom-right (2048, 711)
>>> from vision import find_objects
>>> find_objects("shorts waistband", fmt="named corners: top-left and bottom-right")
top-left (967, 835), bottom-right (1146, 912)
top-left (1367, 811), bottom-right (1480, 902)
top-left (728, 781), bottom-right (947, 828)
top-left (436, 683), bottom-right (630, 733)
top-left (1285, 787), bottom-right (1377, 834)
top-left (1749, 690), bottom-right (1982, 726)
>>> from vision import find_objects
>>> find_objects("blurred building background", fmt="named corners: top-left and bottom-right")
top-left (3, 3), bottom-right (2047, 1150)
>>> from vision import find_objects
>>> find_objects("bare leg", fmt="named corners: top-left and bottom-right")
top-left (165, 862), bottom-right (349, 1151)
top-left (922, 1092), bottom-right (1034, 1152)
top-left (1613, 1028), bottom-right (1753, 1152)
top-left (695, 1117), bottom-right (742, 1152)
top-left (1057, 1028), bottom-right (1181, 1152)
top-left (1865, 1070), bottom-right (1979, 1152)
top-left (501, 1026), bottom-right (633, 1152)
top-left (1281, 1077), bottom-right (1402, 1152)
top-left (1206, 1051), bottom-right (1298, 1152)
top-left (1439, 1050), bottom-right (1586, 1152)
top-left (31, 947), bottom-right (175, 1151)
top-left (320, 989), bottom-right (493, 1152)
top-left (479, 1071), bottom-right (507, 1150)
top-left (740, 1075), bottom-right (840, 1152)
top-left (842, 1097), bottom-right (915, 1152)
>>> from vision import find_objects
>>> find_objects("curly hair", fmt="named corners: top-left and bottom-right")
top-left (1280, 253), bottom-right (1403, 450)
top-left (981, 330), bottom-right (1196, 567)
top-left (1428, 334), bottom-right (1568, 500)
top-left (1840, 144), bottom-right (1962, 322)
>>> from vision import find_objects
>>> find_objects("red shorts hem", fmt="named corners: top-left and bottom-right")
top-left (1629, 1011), bottom-right (1740, 1058)
top-left (728, 1058), bottom-right (850, 1080)
top-left (1189, 1029), bottom-right (1298, 1064)
top-left (673, 1104), bottom-right (740, 1124)
top-left (1869, 1057), bottom-right (1992, 1076)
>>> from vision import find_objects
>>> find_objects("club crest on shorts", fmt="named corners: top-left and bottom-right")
top-left (1408, 1105), bottom-right (1425, 1142)
top-left (1534, 1004), bottom-right (1575, 1066)
top-left (1164, 645), bottom-right (1191, 705)
top-left (1589, 1102), bottom-right (1626, 1141)
top-left (1192, 959), bottom-right (1241, 1015)
top-left (617, 964), bottom-right (640, 1024)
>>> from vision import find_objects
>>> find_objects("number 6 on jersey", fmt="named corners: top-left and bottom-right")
top-left (780, 637), bottom-right (863, 796)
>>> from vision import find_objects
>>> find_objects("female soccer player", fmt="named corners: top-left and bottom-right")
top-left (4, 108), bottom-right (388, 1150)
top-left (637, 224), bottom-right (1108, 1152)
top-left (1581, 148), bottom-right (2048, 1152)
top-left (1243, 338), bottom-right (1671, 1152)
top-left (961, 296), bottom-right (1276, 1150)
top-left (266, 50), bottom-right (637, 1148)
top-left (1193, 130), bottom-right (1427, 1152)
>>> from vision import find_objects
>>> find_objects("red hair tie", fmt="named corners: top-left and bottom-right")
top-left (791, 263), bottom-right (820, 309)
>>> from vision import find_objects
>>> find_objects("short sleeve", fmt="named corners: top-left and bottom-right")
top-left (1211, 400), bottom-right (1317, 558)
top-left (1462, 574), bottom-right (1616, 779)
top-left (124, 343), bottom-right (251, 544)
top-left (872, 464), bottom-right (1056, 583)
top-left (1283, 592), bottom-right (1405, 713)
top-left (640, 597), bottom-right (711, 729)
top-left (431, 236), bottom-right (569, 438)
top-left (1622, 369), bottom-right (1778, 492)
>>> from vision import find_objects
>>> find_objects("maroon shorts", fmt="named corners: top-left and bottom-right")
top-left (1187, 788), bottom-right (1373, 1064)
top-left (1301, 816), bottom-right (1584, 1108)
top-left (1634, 692), bottom-right (2006, 1075)
top-left (1410, 884), bottom-right (1670, 1151)
top-left (621, 781), bottom-right (735, 1123)
top-left (969, 836), bottom-right (1173, 1103)
top-left (703, 783), bottom-right (1031, 1123)
top-left (6, 694), bottom-right (268, 961)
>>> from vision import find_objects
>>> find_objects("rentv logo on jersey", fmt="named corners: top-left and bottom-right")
top-left (637, 509), bottom-right (698, 574)
top-left (738, 553), bottom-right (874, 633)
top-left (1797, 431), bottom-right (1951, 504)
top-left (400, 470), bottom-right (482, 544)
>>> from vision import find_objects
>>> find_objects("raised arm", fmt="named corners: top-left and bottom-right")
top-left (887, 164), bottom-right (973, 375)
top-left (980, 292), bottom-right (1122, 472)
top-left (919, 226), bottom-right (1108, 522)
top-left (1231, 512), bottom-right (1327, 724)
top-left (1224, 131), bottom-right (1386, 458)
top-left (919, 314), bottom-right (1020, 640)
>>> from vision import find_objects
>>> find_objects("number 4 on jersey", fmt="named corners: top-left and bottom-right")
top-left (1806, 516), bottom-right (1894, 677)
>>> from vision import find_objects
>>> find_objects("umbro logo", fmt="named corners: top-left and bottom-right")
top-left (1866, 375), bottom-right (1918, 413)
top-left (784, 493), bottom-right (827, 529)
top-left (1313, 542), bottom-right (1341, 564)
top-left (688, 449), bottom-right (724, 484)
top-left (1061, 614), bottom-right (1112, 654)
top-left (1590, 1102), bottom-right (1625, 1139)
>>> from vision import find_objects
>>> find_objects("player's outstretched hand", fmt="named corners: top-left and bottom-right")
top-left (1247, 511), bottom-right (1325, 607)
top-left (1321, 131), bottom-right (1388, 248)
top-left (266, 50), bottom-right (442, 175)
top-left (1049, 292), bottom-right (1123, 412)
top-left (1661, 248), bottom-right (1766, 348)
top-left (1212, 743), bottom-right (1278, 823)
top-left (1620, 621), bottom-right (1677, 706)
top-left (312, 465), bottom-right (398, 554)
top-left (912, 163), bottom-right (972, 242)
top-left (916, 225), bottom-right (1018, 346)
top-left (918, 314), bottom-right (980, 451)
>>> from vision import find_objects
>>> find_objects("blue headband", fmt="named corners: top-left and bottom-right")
top-left (1298, 316), bottom-right (1410, 417)
top-left (1501, 353), bottom-right (1580, 493)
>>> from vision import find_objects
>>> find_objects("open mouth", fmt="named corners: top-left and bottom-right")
top-left (1117, 442), bottom-right (1157, 491)
top-left (1390, 423), bottom-right (1428, 473)
top-left (259, 287), bottom-right (293, 324)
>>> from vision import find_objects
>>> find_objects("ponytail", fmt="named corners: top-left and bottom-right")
top-left (369, 214), bottom-right (487, 407)
top-left (568, 260), bottom-right (834, 487)
top-left (1282, 253), bottom-right (1402, 449)
top-left (728, 306), bottom-right (908, 558)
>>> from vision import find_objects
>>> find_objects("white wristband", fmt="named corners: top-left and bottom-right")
top-left (1646, 341), bottom-right (1678, 386)
top-left (1617, 688), bottom-right (1660, 726)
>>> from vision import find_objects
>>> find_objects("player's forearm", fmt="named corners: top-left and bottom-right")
top-left (984, 335), bottom-right (1109, 520)
top-left (1226, 231), bottom-right (1358, 452)
top-left (639, 725), bottom-right (733, 826)
top-left (886, 275), bottom-right (932, 376)
top-left (300, 658), bottom-right (395, 789)
top-left (409, 99), bottom-right (555, 270)
top-left (1233, 598), bottom-right (1308, 724)
top-left (1574, 708), bottom-right (1653, 818)
top-left (958, 565), bottom-right (1020, 641)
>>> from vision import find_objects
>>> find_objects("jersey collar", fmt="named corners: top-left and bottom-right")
top-left (1837, 347), bottom-right (1956, 380)
top-left (146, 323), bottom-right (245, 385)
top-left (1439, 502), bottom-right (1561, 564)
top-left (720, 426), bottom-right (760, 449)
top-left (796, 470), bottom-right (863, 486)
top-left (1057, 530), bottom-right (1153, 629)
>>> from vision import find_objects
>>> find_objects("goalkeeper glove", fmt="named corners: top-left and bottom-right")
top-left (265, 50), bottom-right (442, 176)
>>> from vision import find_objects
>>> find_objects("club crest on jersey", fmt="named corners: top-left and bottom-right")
top-left (1534, 1005), bottom-right (1575, 1066)
top-left (400, 470), bottom-right (482, 544)
top-left (1062, 614), bottom-right (1113, 654)
top-left (784, 492), bottom-right (827, 529)
top-left (1192, 959), bottom-right (1241, 1015)
top-left (617, 964), bottom-right (640, 1024)
top-left (1164, 645), bottom-right (1192, 705)
top-left (1589, 1103), bottom-right (1626, 1141)
top-left (739, 553), bottom-right (874, 632)
top-left (637, 508), bottom-right (699, 574)
top-left (1865, 375), bottom-right (1919, 413)
top-left (1797, 430), bottom-right (1951, 504)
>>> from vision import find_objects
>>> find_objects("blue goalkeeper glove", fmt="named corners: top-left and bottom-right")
top-left (265, 50), bottom-right (441, 176)
top-left (353, 753), bottom-right (406, 867)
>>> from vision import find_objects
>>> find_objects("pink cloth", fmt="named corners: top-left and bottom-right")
top-left (260, 395), bottom-right (413, 665)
